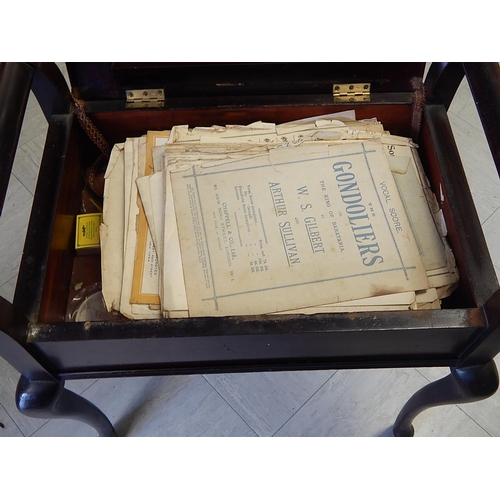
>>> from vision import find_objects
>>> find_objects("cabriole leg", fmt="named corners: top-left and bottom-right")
top-left (16, 375), bottom-right (116, 437)
top-left (1, 296), bottom-right (116, 436)
top-left (393, 360), bottom-right (499, 437)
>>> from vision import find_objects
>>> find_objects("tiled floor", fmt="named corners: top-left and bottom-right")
top-left (1, 63), bottom-right (500, 437)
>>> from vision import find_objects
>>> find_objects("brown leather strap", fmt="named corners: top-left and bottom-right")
top-left (411, 86), bottom-right (426, 143)
top-left (71, 95), bottom-right (110, 157)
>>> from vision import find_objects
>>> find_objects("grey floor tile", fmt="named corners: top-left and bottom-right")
top-left (0, 355), bottom-right (98, 437)
top-left (0, 175), bottom-right (33, 287)
top-left (448, 77), bottom-right (484, 133)
top-left (412, 404), bottom-right (490, 437)
top-left (417, 354), bottom-right (500, 437)
top-left (0, 403), bottom-right (23, 437)
top-left (275, 368), bottom-right (489, 437)
top-left (32, 375), bottom-right (257, 437)
top-left (481, 208), bottom-right (500, 269)
top-left (0, 356), bottom-right (47, 436)
top-left (17, 92), bottom-right (48, 149)
top-left (10, 89), bottom-right (48, 195)
top-left (205, 370), bottom-right (335, 436)
top-left (447, 112), bottom-right (500, 225)
top-left (451, 393), bottom-right (500, 437)
top-left (0, 277), bottom-right (16, 302)
top-left (65, 378), bottom-right (100, 394)
top-left (415, 365), bottom-right (451, 382)
top-left (12, 131), bottom-right (47, 195)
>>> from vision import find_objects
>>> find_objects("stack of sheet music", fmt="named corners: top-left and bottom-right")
top-left (100, 111), bottom-right (458, 319)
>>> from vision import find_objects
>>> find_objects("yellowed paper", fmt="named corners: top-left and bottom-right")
top-left (120, 136), bottom-right (161, 319)
top-left (274, 291), bottom-right (417, 314)
top-left (162, 153), bottom-right (189, 317)
top-left (129, 136), bottom-right (159, 305)
top-left (129, 131), bottom-right (171, 306)
top-left (382, 136), bottom-right (449, 272)
top-left (100, 142), bottom-right (125, 312)
top-left (100, 112), bottom-right (462, 319)
top-left (380, 135), bottom-right (458, 301)
top-left (171, 140), bottom-right (430, 317)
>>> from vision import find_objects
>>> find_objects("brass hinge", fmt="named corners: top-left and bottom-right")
top-left (126, 89), bottom-right (165, 108)
top-left (333, 83), bottom-right (371, 103)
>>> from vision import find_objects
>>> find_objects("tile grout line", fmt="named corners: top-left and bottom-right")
top-left (453, 405), bottom-right (493, 437)
top-left (448, 108), bottom-right (486, 137)
top-left (271, 371), bottom-right (340, 437)
top-left (29, 418), bottom-right (50, 437)
top-left (12, 157), bottom-right (39, 197)
top-left (28, 379), bottom-right (101, 437)
top-left (4, 170), bottom-right (27, 197)
top-left (414, 367), bottom-right (493, 436)
top-left (479, 204), bottom-right (500, 228)
top-left (445, 108), bottom-right (500, 230)
top-left (0, 276), bottom-right (15, 290)
top-left (16, 114), bottom-right (48, 149)
top-left (201, 375), bottom-right (259, 436)
top-left (0, 402), bottom-right (26, 437)
top-left (0, 190), bottom-right (24, 291)
top-left (73, 378), bottom-right (100, 397)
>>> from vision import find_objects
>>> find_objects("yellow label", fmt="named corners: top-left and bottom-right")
top-left (76, 213), bottom-right (102, 249)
